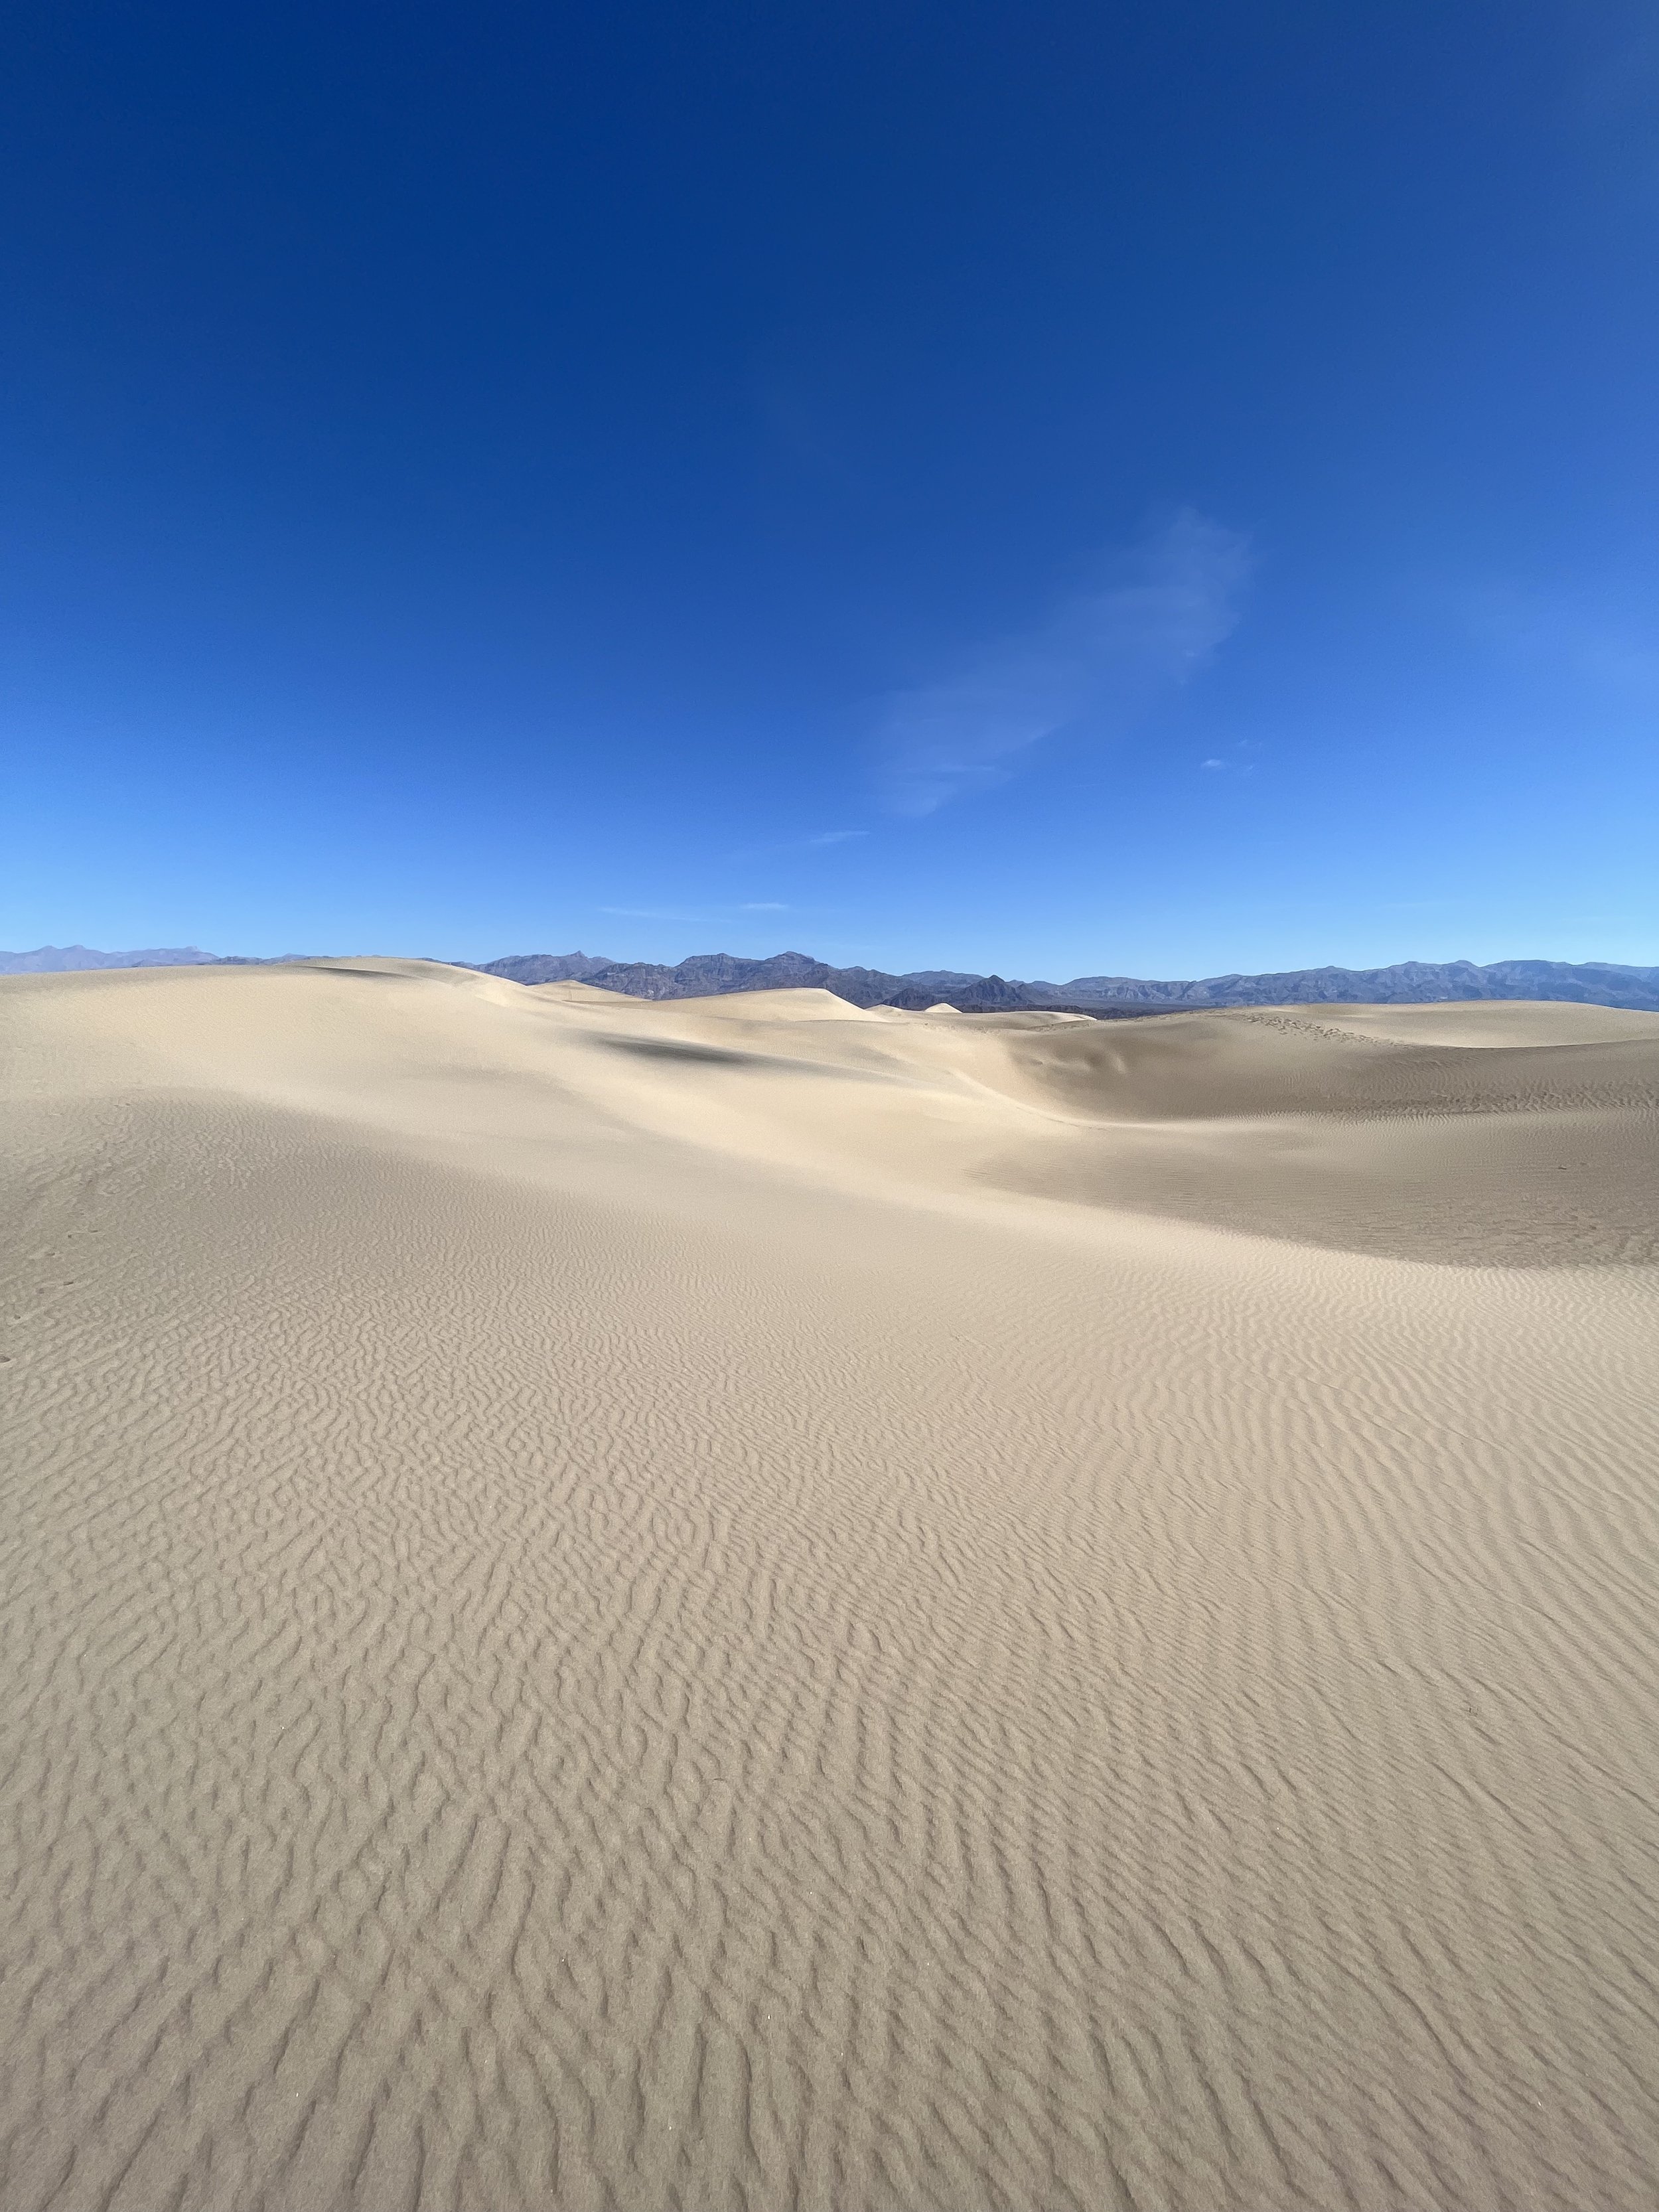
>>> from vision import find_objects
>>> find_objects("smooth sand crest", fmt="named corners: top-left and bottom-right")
top-left (3, 960), bottom-right (1659, 2210)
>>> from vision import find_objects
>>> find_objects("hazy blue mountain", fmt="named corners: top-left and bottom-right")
top-left (11, 944), bottom-right (1659, 1013)
top-left (476, 950), bottom-right (1659, 1014)
top-left (0, 944), bottom-right (223, 974)
top-left (477, 950), bottom-right (618, 984)
top-left (1056, 958), bottom-right (1659, 1011)
top-left (581, 953), bottom-right (922, 1003)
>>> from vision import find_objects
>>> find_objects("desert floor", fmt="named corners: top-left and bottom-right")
top-left (3, 959), bottom-right (1658, 2210)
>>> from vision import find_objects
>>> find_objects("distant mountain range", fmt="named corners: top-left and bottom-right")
top-left (7, 943), bottom-right (1659, 1013)
top-left (476, 949), bottom-right (1659, 1013)
top-left (0, 944), bottom-right (225, 973)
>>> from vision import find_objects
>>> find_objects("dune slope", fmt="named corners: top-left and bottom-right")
top-left (3, 960), bottom-right (1658, 2211)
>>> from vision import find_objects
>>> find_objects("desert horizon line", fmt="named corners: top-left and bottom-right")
top-left (4, 940), bottom-right (1658, 978)
top-left (482, 946), bottom-right (1658, 979)
top-left (5, 942), bottom-right (1658, 1013)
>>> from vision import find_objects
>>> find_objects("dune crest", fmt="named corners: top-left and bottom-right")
top-left (4, 959), bottom-right (1658, 2210)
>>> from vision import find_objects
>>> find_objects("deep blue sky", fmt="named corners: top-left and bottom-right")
top-left (3, 1), bottom-right (1655, 977)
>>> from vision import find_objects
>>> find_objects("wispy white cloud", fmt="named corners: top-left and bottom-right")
top-left (1200, 738), bottom-right (1259, 777)
top-left (808, 829), bottom-right (867, 846)
top-left (600, 900), bottom-right (798, 925)
top-left (875, 509), bottom-right (1252, 816)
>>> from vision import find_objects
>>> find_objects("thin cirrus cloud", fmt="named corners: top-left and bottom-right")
top-left (599, 905), bottom-right (700, 922)
top-left (1463, 581), bottom-right (1659, 704)
top-left (875, 509), bottom-right (1252, 816)
top-left (601, 901), bottom-right (790, 921)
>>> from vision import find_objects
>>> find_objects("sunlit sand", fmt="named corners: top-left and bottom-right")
top-left (5, 958), bottom-right (1658, 2209)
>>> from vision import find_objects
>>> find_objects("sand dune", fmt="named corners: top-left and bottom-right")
top-left (3, 958), bottom-right (1658, 2209)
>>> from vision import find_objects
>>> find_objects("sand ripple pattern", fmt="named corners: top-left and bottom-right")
top-left (3, 964), bottom-right (1659, 2209)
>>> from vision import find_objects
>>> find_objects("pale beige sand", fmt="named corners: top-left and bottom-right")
top-left (3, 959), bottom-right (1658, 2211)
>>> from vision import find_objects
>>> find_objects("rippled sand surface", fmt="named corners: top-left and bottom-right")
top-left (3, 960), bottom-right (1658, 2210)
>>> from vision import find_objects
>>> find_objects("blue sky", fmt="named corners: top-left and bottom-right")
top-left (3, 1), bottom-right (1655, 978)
